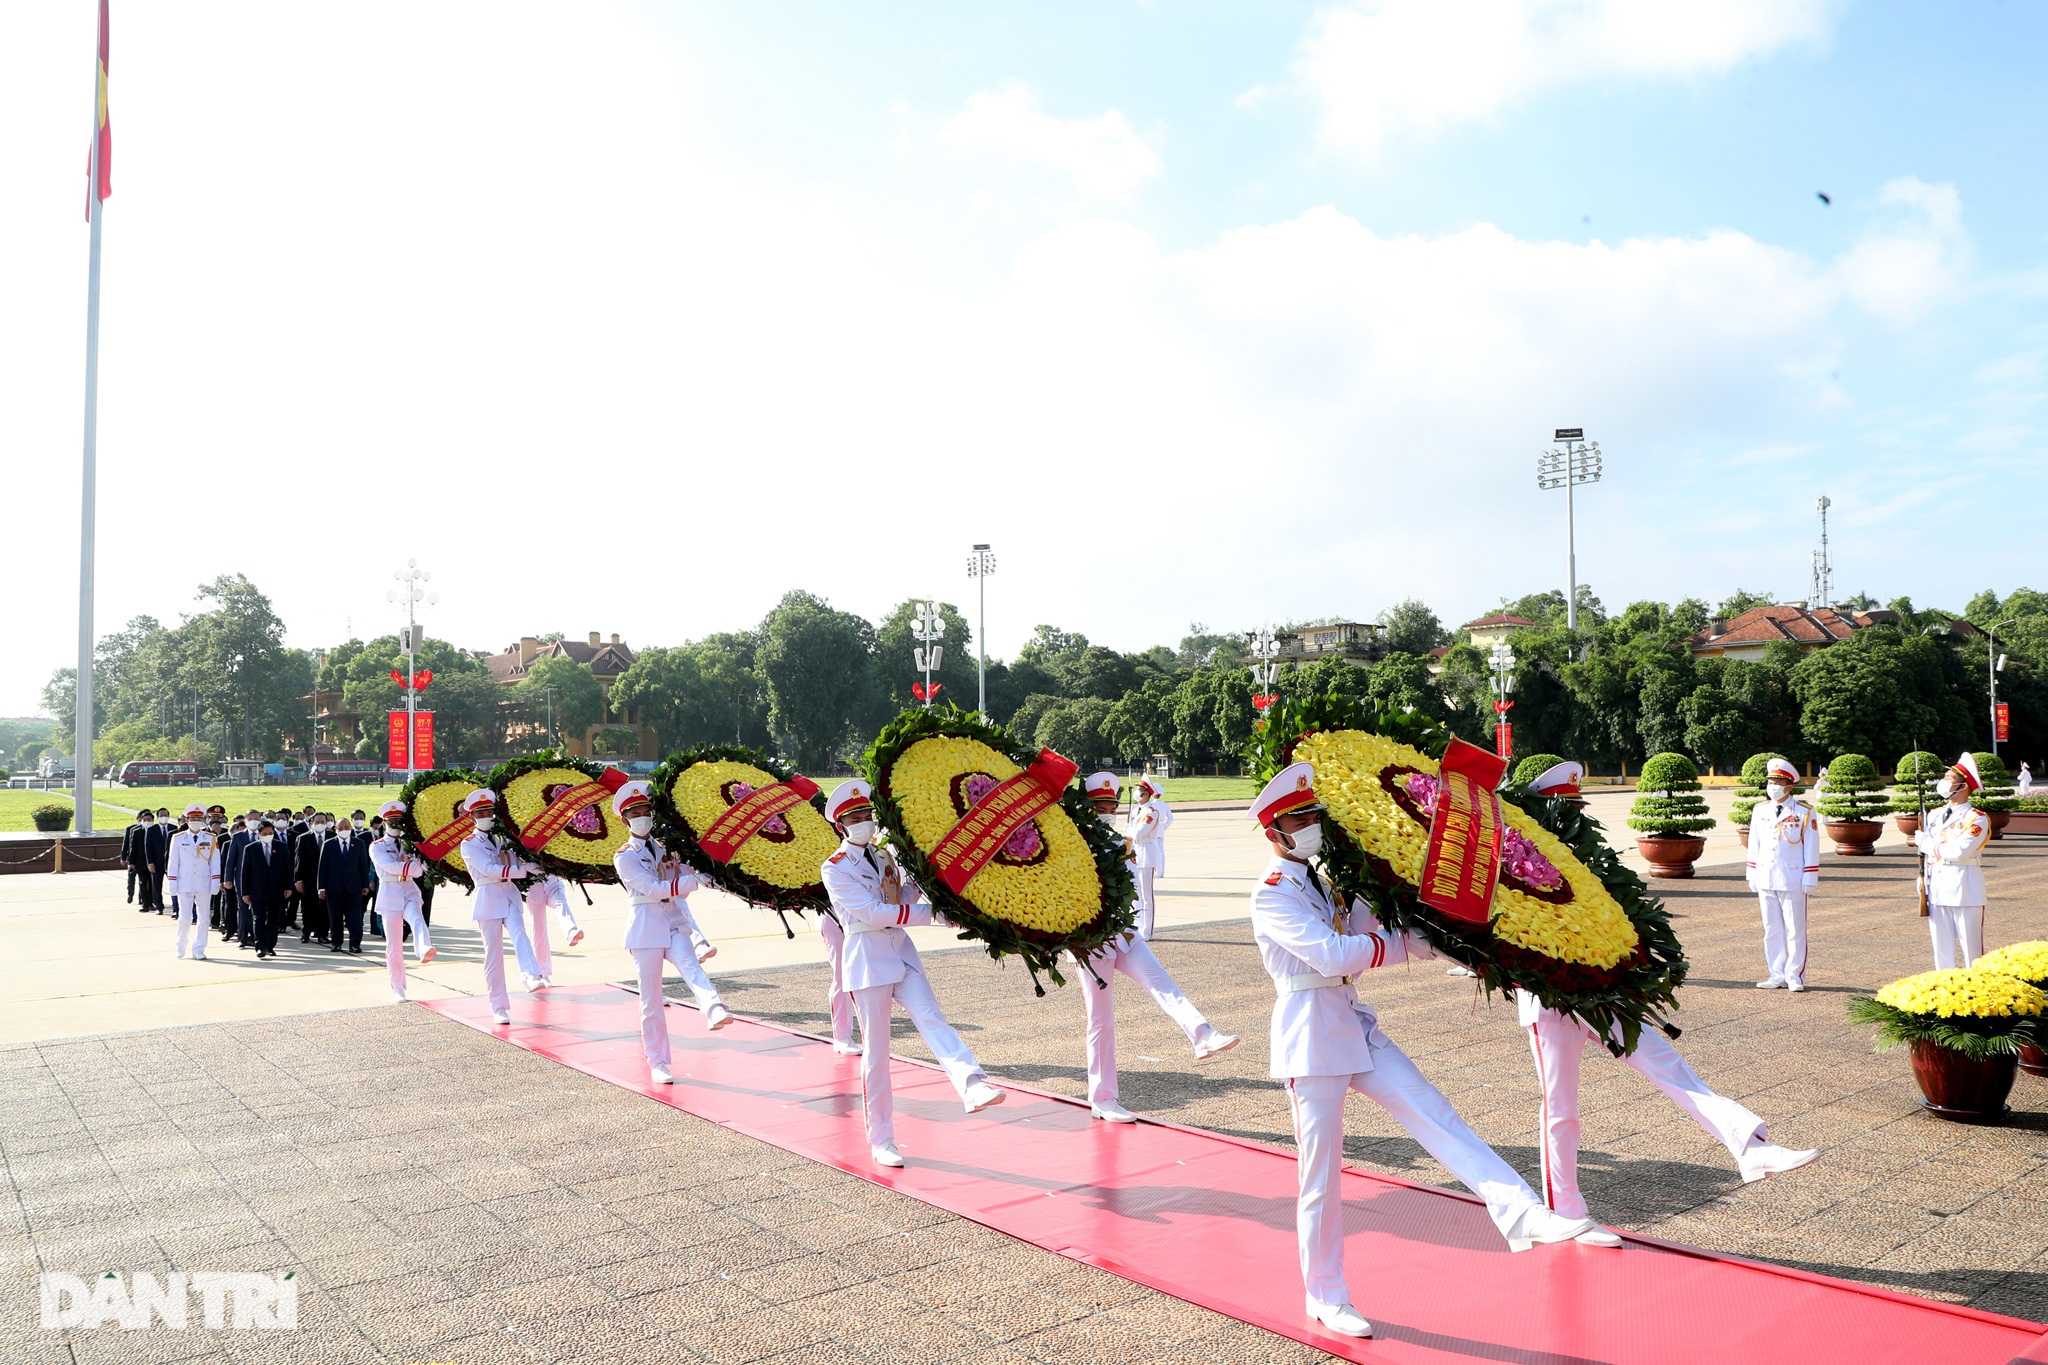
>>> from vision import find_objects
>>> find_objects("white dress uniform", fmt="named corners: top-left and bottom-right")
top-left (1745, 773), bottom-right (1819, 989)
top-left (1126, 780), bottom-right (1173, 939)
top-left (369, 830), bottom-right (433, 999)
top-left (1916, 799), bottom-right (1990, 968)
top-left (1246, 763), bottom-right (1596, 1332)
top-left (817, 909), bottom-right (858, 1051)
top-left (165, 816), bottom-right (223, 961)
top-left (822, 835), bottom-right (995, 1150)
top-left (614, 832), bottom-right (729, 1074)
top-left (460, 810), bottom-right (539, 1021)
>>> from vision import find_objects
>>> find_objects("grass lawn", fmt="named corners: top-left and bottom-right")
top-left (0, 790), bottom-right (140, 834)
top-left (0, 783), bottom-right (407, 833)
top-left (1156, 776), bottom-right (1256, 802)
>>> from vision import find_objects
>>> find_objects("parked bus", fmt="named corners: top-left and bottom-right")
top-left (117, 760), bottom-right (200, 786)
top-left (309, 761), bottom-right (389, 786)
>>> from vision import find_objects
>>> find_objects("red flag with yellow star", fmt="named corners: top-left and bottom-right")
top-left (87, 0), bottom-right (111, 216)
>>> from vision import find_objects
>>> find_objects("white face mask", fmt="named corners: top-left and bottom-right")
top-left (1284, 825), bottom-right (1324, 860)
top-left (1766, 783), bottom-right (1790, 802)
top-left (1935, 778), bottom-right (1955, 799)
top-left (186, 818), bottom-right (203, 831)
top-left (844, 820), bottom-right (876, 846)
top-left (471, 815), bottom-right (494, 831)
top-left (626, 815), bottom-right (653, 836)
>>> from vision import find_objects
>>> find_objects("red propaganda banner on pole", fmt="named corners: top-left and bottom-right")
top-left (387, 711), bottom-right (410, 769)
top-left (927, 750), bottom-right (1079, 895)
top-left (412, 711), bottom-right (434, 769)
top-left (1495, 722), bottom-right (1512, 760)
top-left (1419, 738), bottom-right (1508, 926)
top-left (1996, 703), bottom-right (2010, 743)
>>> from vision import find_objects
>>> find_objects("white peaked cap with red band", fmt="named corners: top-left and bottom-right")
top-left (378, 799), bottom-right (407, 821)
top-left (460, 788), bottom-right (497, 815)
top-left (611, 781), bottom-right (653, 819)
top-left (1765, 757), bottom-right (1800, 784)
top-left (184, 802), bottom-right (207, 818)
top-left (1953, 752), bottom-right (1982, 792)
top-left (1085, 771), bottom-right (1121, 800)
top-left (1136, 773), bottom-right (1165, 798)
top-left (1248, 761), bottom-right (1324, 828)
top-left (1530, 761), bottom-right (1584, 797)
top-left (825, 779), bottom-right (874, 824)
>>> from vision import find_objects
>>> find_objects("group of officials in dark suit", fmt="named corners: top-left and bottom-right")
top-left (120, 803), bottom-right (433, 961)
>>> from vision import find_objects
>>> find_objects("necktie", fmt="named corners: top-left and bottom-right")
top-left (863, 847), bottom-right (881, 874)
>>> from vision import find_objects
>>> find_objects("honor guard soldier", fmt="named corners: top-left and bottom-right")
top-left (611, 782), bottom-right (732, 1086)
top-left (1248, 763), bottom-right (1604, 1341)
top-left (1075, 772), bottom-right (1238, 1122)
top-left (1517, 991), bottom-right (1817, 1235)
top-left (1746, 757), bottom-right (1819, 991)
top-left (821, 780), bottom-right (1004, 1168)
top-left (1126, 773), bottom-right (1173, 938)
top-left (1916, 753), bottom-right (1991, 968)
top-left (458, 790), bottom-right (540, 1025)
top-left (166, 802), bottom-right (223, 961)
top-left (371, 800), bottom-right (436, 1003)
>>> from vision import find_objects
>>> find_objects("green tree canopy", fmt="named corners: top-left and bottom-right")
top-left (758, 591), bottom-right (876, 770)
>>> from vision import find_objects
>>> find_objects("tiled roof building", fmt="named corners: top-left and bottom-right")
top-left (1689, 605), bottom-right (1901, 661)
top-left (481, 632), bottom-right (654, 759)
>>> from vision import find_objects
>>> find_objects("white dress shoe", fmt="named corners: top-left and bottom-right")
top-left (832, 1040), bottom-right (863, 1056)
top-left (491, 1010), bottom-right (511, 1025)
top-left (522, 974), bottom-right (541, 993)
top-left (1755, 978), bottom-right (1785, 989)
top-left (419, 946), bottom-right (437, 964)
top-left (1786, 981), bottom-right (1808, 993)
top-left (697, 944), bottom-right (718, 962)
top-left (1192, 1032), bottom-right (1241, 1061)
top-left (1505, 1206), bottom-right (1602, 1252)
top-left (650, 1065), bottom-right (674, 1085)
top-left (705, 1002), bottom-right (734, 1031)
top-left (539, 975), bottom-right (554, 988)
top-left (565, 928), bottom-right (584, 947)
top-left (963, 1080), bottom-right (1006, 1114)
top-left (1576, 1226), bottom-right (1624, 1248)
top-left (1091, 1102), bottom-right (1138, 1123)
top-left (191, 953), bottom-right (207, 961)
top-left (1446, 964), bottom-right (1479, 978)
top-left (392, 991), bottom-right (408, 1005)
top-left (1306, 1300), bottom-right (1373, 1338)
top-left (872, 1142), bottom-right (905, 1168)
top-left (1738, 1142), bottom-right (1820, 1183)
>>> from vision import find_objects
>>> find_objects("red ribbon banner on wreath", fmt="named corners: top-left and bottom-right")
top-left (925, 749), bottom-right (1079, 895)
top-left (1418, 738), bottom-right (1508, 925)
top-left (698, 774), bottom-right (821, 863)
top-left (418, 810), bottom-right (474, 862)
top-left (518, 767), bottom-right (632, 851)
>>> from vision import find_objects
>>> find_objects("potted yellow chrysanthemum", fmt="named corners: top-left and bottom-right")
top-left (1847, 968), bottom-right (2048, 1122)
top-left (1972, 942), bottom-right (2048, 1077)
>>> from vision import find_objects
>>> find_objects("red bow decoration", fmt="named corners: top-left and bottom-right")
top-left (912, 682), bottom-right (943, 702)
top-left (1252, 693), bottom-right (1277, 711)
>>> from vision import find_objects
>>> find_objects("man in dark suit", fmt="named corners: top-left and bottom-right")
top-left (237, 820), bottom-right (292, 959)
top-left (294, 815), bottom-right (328, 943)
top-left (121, 814), bottom-right (145, 905)
top-left (142, 810), bottom-right (171, 911)
top-left (318, 817), bottom-right (373, 953)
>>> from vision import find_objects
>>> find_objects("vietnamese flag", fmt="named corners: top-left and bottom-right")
top-left (87, 0), bottom-right (111, 216)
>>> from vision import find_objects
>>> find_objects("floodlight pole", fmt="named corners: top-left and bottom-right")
top-left (1538, 431), bottom-right (1603, 637)
top-left (967, 544), bottom-right (996, 714)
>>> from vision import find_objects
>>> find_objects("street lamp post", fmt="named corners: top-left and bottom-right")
top-left (911, 602), bottom-right (946, 708)
top-left (966, 544), bottom-right (996, 714)
top-left (1489, 641), bottom-right (1517, 759)
top-left (1537, 430), bottom-right (1604, 635)
top-left (1249, 624), bottom-right (1281, 714)
top-left (384, 562), bottom-right (438, 779)
top-left (1989, 618), bottom-right (2016, 757)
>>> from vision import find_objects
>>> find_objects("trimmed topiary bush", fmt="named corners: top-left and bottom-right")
top-left (1972, 752), bottom-right (2016, 813)
top-left (31, 803), bottom-right (72, 832)
top-left (1890, 751), bottom-right (1943, 815)
top-left (1729, 751), bottom-right (1796, 830)
top-left (1511, 753), bottom-right (1566, 788)
top-left (1628, 753), bottom-right (1716, 836)
top-left (1816, 753), bottom-right (1888, 823)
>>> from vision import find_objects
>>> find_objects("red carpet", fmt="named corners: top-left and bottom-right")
top-left (423, 984), bottom-right (2048, 1364)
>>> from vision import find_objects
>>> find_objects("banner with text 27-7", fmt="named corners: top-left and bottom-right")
top-left (1419, 738), bottom-right (1508, 925)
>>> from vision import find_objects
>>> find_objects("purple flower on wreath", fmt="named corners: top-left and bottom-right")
top-left (963, 772), bottom-right (1043, 858)
top-left (729, 782), bottom-right (789, 835)
top-left (1502, 826), bottom-right (1564, 891)
top-left (1403, 771), bottom-right (1440, 817)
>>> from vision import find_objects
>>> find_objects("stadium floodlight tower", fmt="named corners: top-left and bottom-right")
top-left (1537, 430), bottom-right (1603, 634)
top-left (966, 544), bottom-right (996, 713)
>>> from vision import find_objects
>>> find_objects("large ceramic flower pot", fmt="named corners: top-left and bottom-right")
top-left (2020, 1041), bottom-right (2048, 1078)
top-left (1908, 1039), bottom-right (2017, 1122)
top-left (1824, 820), bottom-right (1883, 856)
top-left (1893, 813), bottom-right (1921, 837)
top-left (1988, 810), bottom-right (2011, 841)
top-left (1635, 835), bottom-right (1705, 879)
top-left (1736, 826), bottom-right (1749, 848)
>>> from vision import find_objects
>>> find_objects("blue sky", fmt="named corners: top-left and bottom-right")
top-left (2, 1), bottom-right (2043, 714)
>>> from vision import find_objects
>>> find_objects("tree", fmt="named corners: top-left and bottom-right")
top-left (1678, 681), bottom-right (1762, 774)
top-left (1360, 652), bottom-right (1439, 718)
top-left (516, 656), bottom-right (605, 749)
top-left (1061, 646), bottom-right (1141, 702)
top-left (591, 726), bottom-right (639, 758)
top-left (1102, 679), bottom-right (1175, 763)
top-left (611, 635), bottom-right (768, 752)
top-left (1169, 669), bottom-right (1255, 774)
top-left (176, 575), bottom-right (301, 758)
top-left (1034, 698), bottom-right (1114, 766)
top-left (1789, 629), bottom-right (1972, 768)
top-left (1007, 693), bottom-right (1062, 747)
top-left (1017, 625), bottom-right (1089, 671)
top-left (983, 657), bottom-right (1059, 724)
top-left (1377, 599), bottom-right (1447, 656)
top-left (757, 590), bottom-right (876, 770)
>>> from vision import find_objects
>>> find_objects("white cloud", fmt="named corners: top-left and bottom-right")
top-left (941, 84), bottom-right (1161, 199)
top-left (1837, 177), bottom-right (1970, 326)
top-left (1277, 0), bottom-right (1843, 153)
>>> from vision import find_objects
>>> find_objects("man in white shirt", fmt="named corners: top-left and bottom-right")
top-left (1745, 757), bottom-right (1820, 992)
top-left (611, 782), bottom-right (732, 1085)
top-left (1074, 772), bottom-right (1237, 1122)
top-left (165, 802), bottom-right (223, 962)
top-left (370, 799), bottom-right (436, 1003)
top-left (1247, 762), bottom-right (1604, 1341)
top-left (1126, 774), bottom-right (1173, 939)
top-left (820, 780), bottom-right (1004, 1168)
top-left (1915, 753), bottom-right (1992, 968)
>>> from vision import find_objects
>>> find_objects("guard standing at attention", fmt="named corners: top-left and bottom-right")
top-left (1916, 752), bottom-right (1991, 968)
top-left (1247, 763), bottom-right (1604, 1342)
top-left (1746, 757), bottom-right (1819, 992)
top-left (1126, 773), bottom-right (1173, 938)
top-left (166, 802), bottom-right (223, 961)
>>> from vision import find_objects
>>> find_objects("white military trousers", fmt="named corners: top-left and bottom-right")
top-left (1287, 1042), bottom-right (1546, 1313)
top-left (1928, 904), bottom-right (1985, 970)
top-left (819, 914), bottom-right (856, 1044)
top-left (480, 919), bottom-right (512, 1016)
top-left (380, 882), bottom-right (430, 995)
top-left (1756, 890), bottom-right (1808, 986)
top-left (632, 931), bottom-right (725, 1071)
top-left (853, 972), bottom-right (986, 1148)
top-left (1526, 1012), bottom-right (1764, 1219)
top-left (1079, 936), bottom-right (1213, 1107)
top-left (173, 893), bottom-right (210, 960)
top-left (1132, 868), bottom-right (1157, 940)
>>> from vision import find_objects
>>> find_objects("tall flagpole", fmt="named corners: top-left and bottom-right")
top-left (74, 2), bottom-right (110, 835)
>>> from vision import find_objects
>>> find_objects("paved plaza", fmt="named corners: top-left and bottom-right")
top-left (3, 809), bottom-right (2045, 1362)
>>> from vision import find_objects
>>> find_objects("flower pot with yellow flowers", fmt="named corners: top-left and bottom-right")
top-left (1972, 941), bottom-right (2048, 1077)
top-left (1626, 754), bottom-right (1715, 878)
top-left (1847, 968), bottom-right (2048, 1122)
